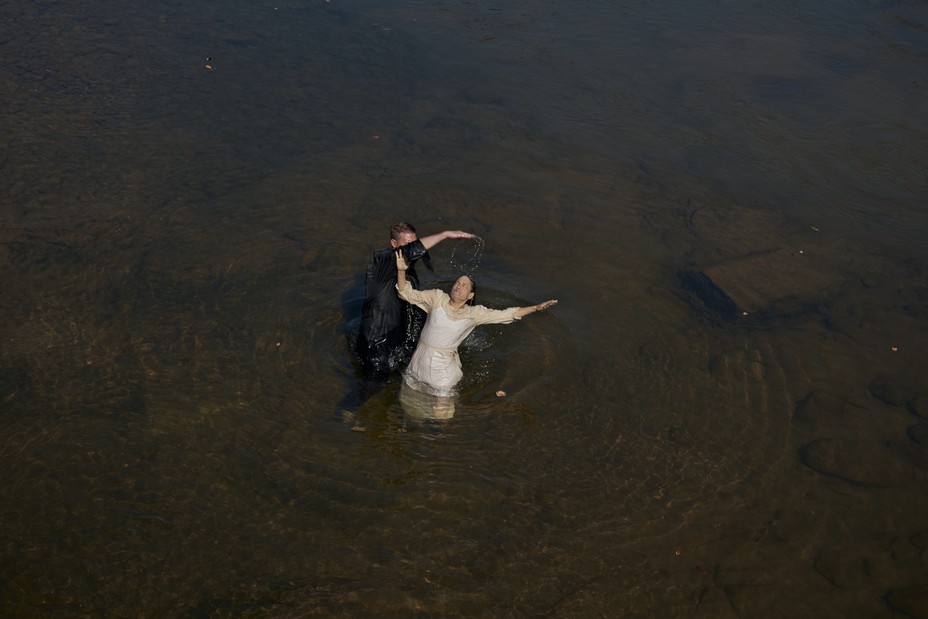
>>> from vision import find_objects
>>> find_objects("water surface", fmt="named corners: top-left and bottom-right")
top-left (2, 0), bottom-right (927, 616)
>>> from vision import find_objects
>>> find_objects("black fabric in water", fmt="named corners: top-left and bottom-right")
top-left (354, 239), bottom-right (431, 381)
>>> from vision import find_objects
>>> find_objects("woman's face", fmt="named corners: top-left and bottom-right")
top-left (450, 276), bottom-right (474, 304)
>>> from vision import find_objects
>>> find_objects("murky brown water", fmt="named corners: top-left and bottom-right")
top-left (2, 0), bottom-right (927, 617)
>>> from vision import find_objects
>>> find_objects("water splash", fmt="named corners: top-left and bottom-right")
top-left (447, 236), bottom-right (485, 276)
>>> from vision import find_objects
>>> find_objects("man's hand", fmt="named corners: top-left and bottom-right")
top-left (420, 230), bottom-right (477, 249)
top-left (444, 230), bottom-right (476, 240)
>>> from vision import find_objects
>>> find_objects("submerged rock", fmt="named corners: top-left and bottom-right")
top-left (909, 397), bottom-right (927, 420)
top-left (800, 439), bottom-right (916, 487)
top-left (792, 389), bottom-right (879, 439)
top-left (680, 247), bottom-right (843, 318)
top-left (793, 389), bottom-right (858, 424)
top-left (888, 440), bottom-right (928, 470)
top-left (912, 531), bottom-right (928, 552)
top-left (708, 349), bottom-right (766, 383)
top-left (908, 424), bottom-right (928, 446)
top-left (813, 548), bottom-right (871, 590)
top-left (887, 587), bottom-right (928, 619)
top-left (816, 538), bottom-right (928, 593)
top-left (693, 587), bottom-right (739, 618)
top-left (868, 375), bottom-right (913, 407)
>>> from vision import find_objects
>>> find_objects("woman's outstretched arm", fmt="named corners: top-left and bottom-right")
top-left (514, 299), bottom-right (558, 319)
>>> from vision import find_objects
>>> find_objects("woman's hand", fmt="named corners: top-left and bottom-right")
top-left (395, 250), bottom-right (409, 291)
top-left (514, 299), bottom-right (558, 319)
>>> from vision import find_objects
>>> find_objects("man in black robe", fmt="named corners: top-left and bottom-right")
top-left (355, 222), bottom-right (475, 381)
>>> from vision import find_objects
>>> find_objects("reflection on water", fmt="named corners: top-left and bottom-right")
top-left (399, 382), bottom-right (457, 421)
top-left (2, 0), bottom-right (927, 616)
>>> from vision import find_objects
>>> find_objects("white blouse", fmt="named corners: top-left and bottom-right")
top-left (397, 286), bottom-right (521, 396)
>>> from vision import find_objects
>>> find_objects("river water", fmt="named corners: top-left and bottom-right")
top-left (2, 0), bottom-right (927, 617)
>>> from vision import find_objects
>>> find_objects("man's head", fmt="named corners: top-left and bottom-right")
top-left (390, 222), bottom-right (418, 248)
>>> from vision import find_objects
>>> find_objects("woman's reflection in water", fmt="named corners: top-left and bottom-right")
top-left (399, 381), bottom-right (457, 422)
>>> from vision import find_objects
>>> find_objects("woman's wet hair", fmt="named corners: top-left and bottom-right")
top-left (465, 275), bottom-right (476, 305)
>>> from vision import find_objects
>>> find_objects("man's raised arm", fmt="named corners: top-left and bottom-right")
top-left (418, 230), bottom-right (476, 250)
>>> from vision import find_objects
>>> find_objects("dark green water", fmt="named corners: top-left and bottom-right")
top-left (2, 0), bottom-right (927, 616)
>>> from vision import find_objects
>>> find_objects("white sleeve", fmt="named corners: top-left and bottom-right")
top-left (469, 305), bottom-right (521, 326)
top-left (397, 286), bottom-right (445, 313)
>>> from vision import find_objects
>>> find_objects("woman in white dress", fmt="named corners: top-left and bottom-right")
top-left (395, 251), bottom-right (557, 397)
